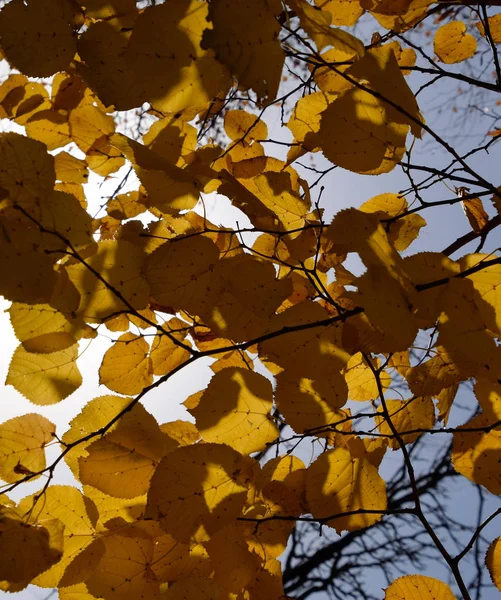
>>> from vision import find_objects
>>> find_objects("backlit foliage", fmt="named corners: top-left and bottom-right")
top-left (0, 0), bottom-right (500, 598)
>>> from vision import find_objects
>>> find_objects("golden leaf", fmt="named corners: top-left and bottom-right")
top-left (384, 574), bottom-right (456, 598)
top-left (434, 21), bottom-right (476, 64)
top-left (0, 414), bottom-right (55, 483)
top-left (191, 367), bottom-right (278, 454)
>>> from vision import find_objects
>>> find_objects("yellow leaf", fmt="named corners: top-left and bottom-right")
top-left (18, 486), bottom-right (95, 588)
top-left (318, 46), bottom-right (422, 173)
top-left (406, 346), bottom-right (462, 396)
top-left (0, 131), bottom-right (55, 206)
top-left (150, 335), bottom-right (191, 377)
top-left (85, 525), bottom-right (161, 600)
top-left (306, 440), bottom-right (387, 532)
top-left (203, 0), bottom-right (284, 103)
top-left (274, 370), bottom-right (348, 433)
top-left (6, 343), bottom-right (82, 405)
top-left (314, 0), bottom-right (364, 26)
top-left (160, 420), bottom-right (200, 447)
top-left (360, 192), bottom-right (425, 250)
top-left (146, 235), bottom-right (219, 316)
top-left (79, 402), bottom-right (168, 498)
top-left (68, 104), bottom-right (115, 154)
top-left (476, 14), bottom-right (501, 44)
top-left (224, 110), bottom-right (268, 142)
top-left (201, 254), bottom-right (292, 342)
top-left (62, 395), bottom-right (133, 477)
top-left (434, 21), bottom-right (476, 64)
top-left (206, 524), bottom-right (261, 594)
top-left (66, 240), bottom-right (149, 322)
top-left (403, 252), bottom-right (459, 329)
top-left (376, 397), bottom-right (435, 448)
top-left (350, 266), bottom-right (419, 351)
top-left (54, 152), bottom-right (89, 185)
top-left (436, 383), bottom-right (459, 425)
top-left (259, 300), bottom-right (350, 377)
top-left (452, 414), bottom-right (501, 494)
top-left (0, 0), bottom-right (76, 77)
top-left (486, 537), bottom-right (501, 591)
top-left (190, 367), bottom-right (279, 454)
top-left (287, 0), bottom-right (365, 54)
top-left (25, 109), bottom-right (71, 151)
top-left (111, 133), bottom-right (200, 215)
top-left (163, 578), bottom-right (217, 600)
top-left (384, 574), bottom-right (456, 598)
top-left (0, 414), bottom-right (55, 483)
top-left (0, 503), bottom-right (64, 587)
top-left (461, 253), bottom-right (501, 336)
top-left (345, 352), bottom-right (391, 401)
top-left (260, 455), bottom-right (307, 508)
top-left (9, 302), bottom-right (89, 346)
top-left (146, 443), bottom-right (256, 541)
top-left (437, 278), bottom-right (501, 384)
top-left (143, 116), bottom-right (197, 167)
top-left (99, 332), bottom-right (153, 395)
top-left (151, 532), bottom-right (210, 583)
top-left (287, 91), bottom-right (330, 153)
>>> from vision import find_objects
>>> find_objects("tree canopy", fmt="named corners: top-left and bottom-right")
top-left (0, 0), bottom-right (501, 598)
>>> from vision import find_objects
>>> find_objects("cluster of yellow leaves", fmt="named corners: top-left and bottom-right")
top-left (0, 0), bottom-right (498, 597)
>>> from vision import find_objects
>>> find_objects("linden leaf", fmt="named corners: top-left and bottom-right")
top-left (287, 0), bottom-right (365, 54)
top-left (146, 235), bottom-right (220, 316)
top-left (9, 302), bottom-right (89, 346)
top-left (99, 333), bottom-right (153, 395)
top-left (66, 240), bottom-right (149, 322)
top-left (319, 46), bottom-right (422, 173)
top-left (54, 152), bottom-right (89, 185)
top-left (486, 537), bottom-right (501, 591)
top-left (436, 383), bottom-right (459, 425)
top-left (0, 131), bottom-right (55, 206)
top-left (406, 346), bottom-right (462, 396)
top-left (0, 414), bottom-right (55, 483)
top-left (206, 524), bottom-right (261, 594)
top-left (62, 395), bottom-right (133, 477)
top-left (201, 254), bottom-right (292, 342)
top-left (345, 352), bottom-right (391, 401)
top-left (0, 0), bottom-right (77, 77)
top-left (384, 574), bottom-right (456, 598)
top-left (437, 278), bottom-right (501, 384)
top-left (203, 0), bottom-right (284, 104)
top-left (79, 403), bottom-right (168, 498)
top-left (146, 443), bottom-right (256, 542)
top-left (224, 110), bottom-right (268, 142)
top-left (359, 192), bottom-right (426, 251)
top-left (434, 21), bottom-right (476, 64)
top-left (190, 367), bottom-right (279, 454)
top-left (314, 0), bottom-right (365, 26)
top-left (6, 343), bottom-right (82, 405)
top-left (476, 14), bottom-right (501, 43)
top-left (461, 253), bottom-right (501, 336)
top-left (85, 526), bottom-right (161, 600)
top-left (150, 531), bottom-right (210, 583)
top-left (17, 486), bottom-right (95, 588)
top-left (0, 503), bottom-right (64, 587)
top-left (306, 440), bottom-right (387, 532)
top-left (452, 414), bottom-right (501, 494)
top-left (79, 439), bottom-right (157, 499)
top-left (375, 397), bottom-right (435, 449)
top-left (306, 442), bottom-right (386, 533)
top-left (274, 370), bottom-right (349, 433)
top-left (111, 133), bottom-right (200, 215)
